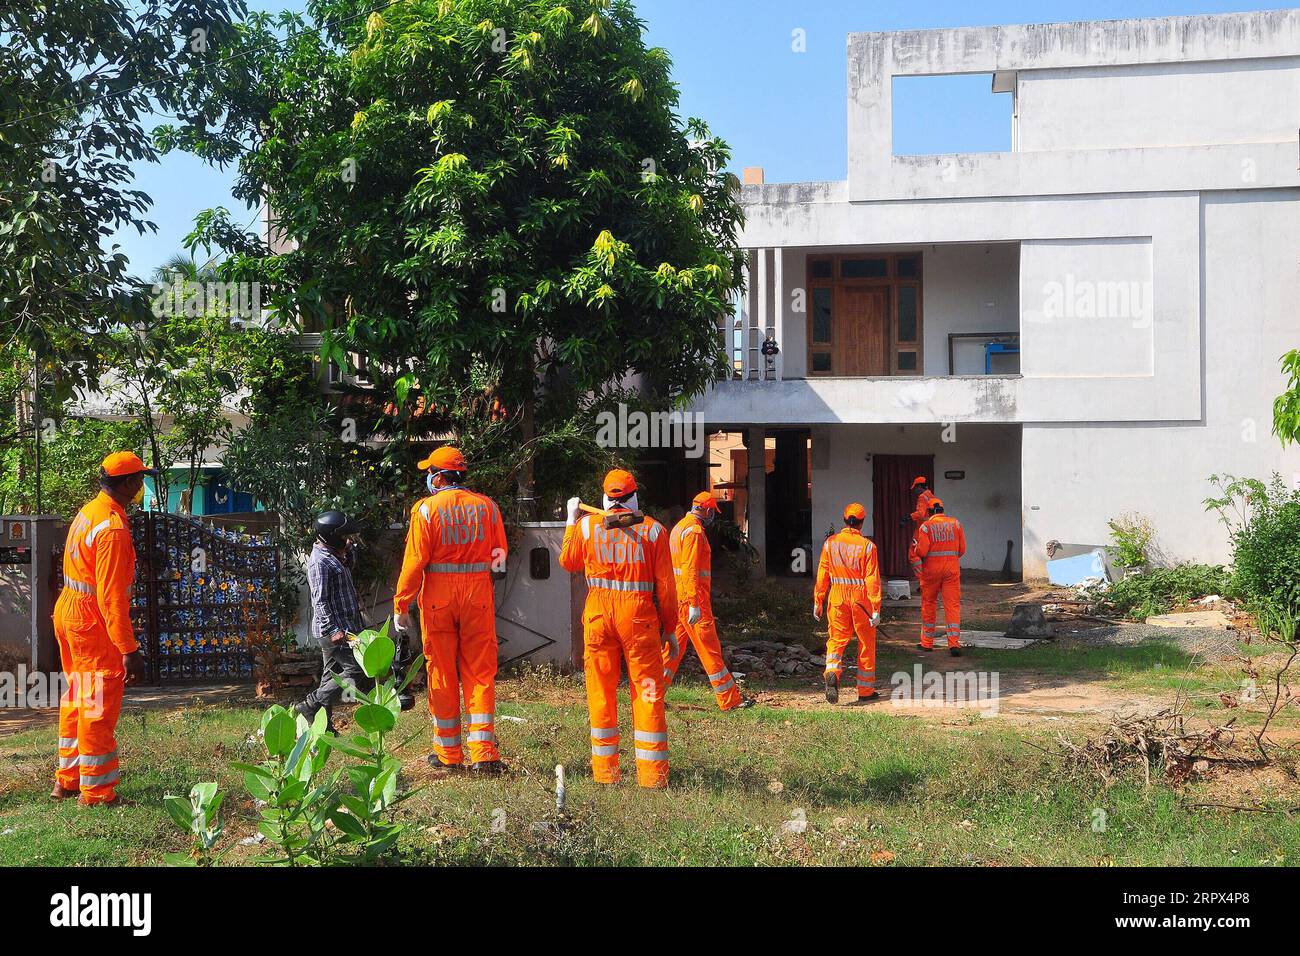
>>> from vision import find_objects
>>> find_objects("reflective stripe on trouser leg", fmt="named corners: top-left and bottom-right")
top-left (624, 613), bottom-right (669, 789)
top-left (431, 715), bottom-right (463, 763)
top-left (688, 612), bottom-right (741, 711)
top-left (422, 596), bottom-right (467, 765)
top-left (824, 599), bottom-right (855, 677)
top-left (456, 575), bottom-right (500, 764)
top-left (941, 566), bottom-right (962, 648)
top-left (584, 597), bottom-right (623, 784)
top-left (920, 572), bottom-right (940, 649)
top-left (77, 664), bottom-right (123, 805)
top-left (54, 622), bottom-right (81, 790)
top-left (854, 605), bottom-right (878, 698)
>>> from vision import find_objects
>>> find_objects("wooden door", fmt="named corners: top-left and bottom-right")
top-left (836, 286), bottom-right (889, 376)
top-left (872, 453), bottom-right (935, 578)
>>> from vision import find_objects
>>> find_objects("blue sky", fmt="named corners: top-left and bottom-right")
top-left (107, 0), bottom-right (1293, 275)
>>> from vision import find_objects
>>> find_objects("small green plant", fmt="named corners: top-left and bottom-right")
top-left (317, 623), bottom-right (426, 862)
top-left (1105, 512), bottom-right (1154, 571)
top-left (233, 704), bottom-right (337, 866)
top-left (164, 621), bottom-right (425, 866)
top-left (163, 782), bottom-right (227, 867)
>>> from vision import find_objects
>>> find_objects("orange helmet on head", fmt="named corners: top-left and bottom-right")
top-left (929, 497), bottom-right (944, 513)
top-left (843, 502), bottom-right (866, 522)
top-left (691, 491), bottom-right (720, 513)
top-left (100, 451), bottom-right (156, 478)
top-left (911, 476), bottom-right (928, 489)
top-left (603, 469), bottom-right (637, 498)
top-left (418, 446), bottom-right (467, 473)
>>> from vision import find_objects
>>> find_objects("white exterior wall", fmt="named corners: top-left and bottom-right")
top-left (1022, 189), bottom-right (1300, 577)
top-left (1017, 58), bottom-right (1300, 152)
top-left (811, 424), bottom-right (1021, 572)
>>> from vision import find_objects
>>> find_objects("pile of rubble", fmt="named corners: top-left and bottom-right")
top-left (674, 638), bottom-right (828, 681)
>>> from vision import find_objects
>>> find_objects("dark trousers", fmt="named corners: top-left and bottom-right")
top-left (301, 640), bottom-right (374, 722)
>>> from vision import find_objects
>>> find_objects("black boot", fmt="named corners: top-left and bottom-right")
top-left (949, 646), bottom-right (962, 657)
top-left (824, 673), bottom-right (839, 704)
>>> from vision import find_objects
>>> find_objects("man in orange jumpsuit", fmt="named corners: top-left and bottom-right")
top-left (560, 469), bottom-right (676, 788)
top-left (907, 476), bottom-right (936, 538)
top-left (910, 497), bottom-right (966, 656)
top-left (814, 503), bottom-right (883, 705)
top-left (662, 492), bottom-right (752, 711)
top-left (394, 446), bottom-right (508, 773)
top-left (53, 452), bottom-right (150, 806)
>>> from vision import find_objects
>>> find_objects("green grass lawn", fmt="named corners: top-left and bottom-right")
top-left (1, 657), bottom-right (1296, 867)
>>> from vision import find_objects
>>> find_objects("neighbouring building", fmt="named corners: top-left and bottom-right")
top-left (691, 9), bottom-right (1300, 579)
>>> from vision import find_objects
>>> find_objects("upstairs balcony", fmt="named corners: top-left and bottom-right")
top-left (697, 242), bottom-right (1023, 427)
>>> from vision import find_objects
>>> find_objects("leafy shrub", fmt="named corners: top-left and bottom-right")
top-left (1106, 512), bottom-right (1154, 570)
top-left (1205, 474), bottom-right (1300, 617)
top-left (1096, 564), bottom-right (1233, 620)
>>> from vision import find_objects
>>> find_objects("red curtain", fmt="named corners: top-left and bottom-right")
top-left (872, 454), bottom-right (934, 578)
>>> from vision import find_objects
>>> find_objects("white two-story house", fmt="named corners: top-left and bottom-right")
top-left (691, 9), bottom-right (1300, 581)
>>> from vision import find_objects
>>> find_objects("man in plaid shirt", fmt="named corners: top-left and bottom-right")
top-left (296, 510), bottom-right (370, 728)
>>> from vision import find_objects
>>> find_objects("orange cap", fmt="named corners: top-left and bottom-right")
top-left (603, 469), bottom-right (637, 497)
top-left (418, 446), bottom-right (466, 472)
top-left (692, 491), bottom-right (720, 512)
top-left (101, 451), bottom-right (155, 477)
top-left (929, 497), bottom-right (944, 511)
top-left (843, 502), bottom-right (866, 521)
top-left (911, 476), bottom-right (928, 488)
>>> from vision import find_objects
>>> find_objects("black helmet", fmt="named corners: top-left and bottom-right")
top-left (314, 510), bottom-right (361, 547)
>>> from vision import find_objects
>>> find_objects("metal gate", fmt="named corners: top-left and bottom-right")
top-left (129, 512), bottom-right (281, 682)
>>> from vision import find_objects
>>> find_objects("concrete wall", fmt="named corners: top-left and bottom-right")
top-left (844, 11), bottom-right (1300, 201)
top-left (1020, 237), bottom-right (1154, 378)
top-left (1017, 57), bottom-right (1300, 152)
top-left (1021, 189), bottom-right (1300, 577)
top-left (810, 423), bottom-right (1021, 571)
top-left (922, 243), bottom-right (1020, 376)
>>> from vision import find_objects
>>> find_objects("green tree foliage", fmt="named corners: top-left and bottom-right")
top-left (0, 0), bottom-right (246, 381)
top-left (1272, 349), bottom-right (1300, 447)
top-left (163, 0), bottom-right (743, 510)
top-left (0, 414), bottom-right (148, 518)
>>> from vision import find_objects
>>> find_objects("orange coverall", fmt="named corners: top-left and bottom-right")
top-left (910, 514), bottom-right (966, 649)
top-left (395, 486), bottom-right (507, 765)
top-left (662, 513), bottom-right (741, 711)
top-left (560, 512), bottom-right (677, 788)
top-left (910, 489), bottom-right (936, 537)
top-left (54, 491), bottom-right (138, 804)
top-left (814, 528), bottom-right (883, 699)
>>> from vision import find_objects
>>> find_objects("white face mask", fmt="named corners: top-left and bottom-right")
top-left (604, 492), bottom-right (638, 513)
